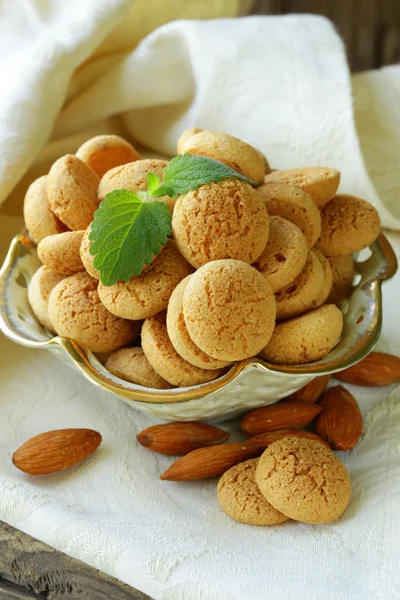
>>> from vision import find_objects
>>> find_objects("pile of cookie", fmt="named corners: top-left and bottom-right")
top-left (24, 129), bottom-right (381, 388)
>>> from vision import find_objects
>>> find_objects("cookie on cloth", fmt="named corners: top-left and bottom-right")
top-left (264, 167), bottom-right (340, 207)
top-left (76, 134), bottom-right (140, 178)
top-left (28, 266), bottom-right (64, 333)
top-left (24, 176), bottom-right (68, 244)
top-left (37, 231), bottom-right (85, 276)
top-left (106, 347), bottom-right (173, 389)
top-left (327, 255), bottom-right (355, 306)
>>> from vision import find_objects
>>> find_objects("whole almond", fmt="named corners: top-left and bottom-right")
top-left (246, 429), bottom-right (331, 450)
top-left (160, 442), bottom-right (263, 481)
top-left (335, 352), bottom-right (400, 386)
top-left (240, 402), bottom-right (322, 435)
top-left (316, 385), bottom-right (363, 450)
top-left (12, 429), bottom-right (102, 475)
top-left (137, 422), bottom-right (230, 455)
top-left (286, 375), bottom-right (331, 403)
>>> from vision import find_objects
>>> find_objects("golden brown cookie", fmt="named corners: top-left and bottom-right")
top-left (28, 266), bottom-right (64, 333)
top-left (254, 216), bottom-right (308, 293)
top-left (23, 176), bottom-right (68, 244)
top-left (313, 249), bottom-right (333, 307)
top-left (37, 231), bottom-right (85, 275)
top-left (98, 239), bottom-right (193, 320)
top-left (260, 304), bottom-right (343, 364)
top-left (172, 180), bottom-right (269, 268)
top-left (275, 250), bottom-right (324, 321)
top-left (177, 127), bottom-right (203, 154)
top-left (47, 155), bottom-right (100, 230)
top-left (327, 255), bottom-right (355, 306)
top-left (80, 226), bottom-right (100, 279)
top-left (48, 272), bottom-right (140, 352)
top-left (76, 134), bottom-right (140, 178)
top-left (178, 130), bottom-right (265, 183)
top-left (264, 167), bottom-right (340, 207)
top-left (316, 195), bottom-right (381, 256)
top-left (257, 182), bottom-right (321, 247)
top-left (217, 458), bottom-right (289, 526)
top-left (166, 276), bottom-right (231, 370)
top-left (255, 437), bottom-right (351, 523)
top-left (141, 312), bottom-right (225, 387)
top-left (183, 260), bottom-right (276, 361)
top-left (255, 149), bottom-right (271, 175)
top-left (106, 347), bottom-right (173, 389)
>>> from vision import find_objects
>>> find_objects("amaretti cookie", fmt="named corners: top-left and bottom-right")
top-left (257, 182), bottom-right (321, 247)
top-left (264, 167), bottom-right (340, 207)
top-left (254, 216), bottom-right (308, 292)
top-left (178, 130), bottom-right (265, 183)
top-left (47, 155), bottom-right (99, 230)
top-left (255, 438), bottom-right (351, 523)
top-left (166, 276), bottom-right (231, 370)
top-left (76, 134), bottom-right (140, 178)
top-left (141, 312), bottom-right (225, 387)
top-left (177, 127), bottom-right (203, 154)
top-left (327, 255), bottom-right (355, 306)
top-left (106, 347), bottom-right (173, 389)
top-left (275, 250), bottom-right (324, 321)
top-left (37, 231), bottom-right (85, 275)
top-left (80, 226), bottom-right (100, 279)
top-left (28, 266), bottom-right (64, 333)
top-left (98, 239), bottom-right (193, 320)
top-left (24, 176), bottom-right (68, 244)
top-left (313, 249), bottom-right (333, 307)
top-left (183, 260), bottom-right (276, 361)
top-left (260, 304), bottom-right (343, 364)
top-left (48, 272), bottom-right (139, 352)
top-left (172, 180), bottom-right (269, 268)
top-left (217, 458), bottom-right (289, 526)
top-left (316, 195), bottom-right (381, 256)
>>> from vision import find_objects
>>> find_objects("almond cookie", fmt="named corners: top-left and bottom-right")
top-left (177, 127), bottom-right (203, 154)
top-left (47, 155), bottom-right (99, 230)
top-left (260, 304), bottom-right (343, 364)
top-left (106, 347), bottom-right (173, 389)
top-left (80, 226), bottom-right (100, 279)
top-left (313, 249), bottom-right (333, 307)
top-left (37, 231), bottom-right (85, 276)
top-left (255, 438), bottom-right (351, 524)
top-left (24, 176), bottom-right (68, 244)
top-left (178, 130), bottom-right (265, 183)
top-left (172, 180), bottom-right (269, 269)
top-left (98, 159), bottom-right (174, 210)
top-left (166, 276), bottom-right (231, 370)
top-left (141, 312), bottom-right (225, 387)
top-left (217, 458), bottom-right (289, 526)
top-left (316, 195), bottom-right (381, 256)
top-left (264, 167), bottom-right (340, 207)
top-left (48, 272), bottom-right (139, 353)
top-left (76, 134), bottom-right (140, 178)
top-left (183, 260), bottom-right (276, 361)
top-left (28, 266), bottom-right (64, 333)
top-left (275, 250), bottom-right (324, 321)
top-left (98, 239), bottom-right (193, 320)
top-left (257, 182), bottom-right (321, 247)
top-left (327, 255), bottom-right (354, 306)
top-left (254, 216), bottom-right (308, 292)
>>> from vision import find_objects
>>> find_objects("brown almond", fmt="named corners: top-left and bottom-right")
top-left (137, 422), bottom-right (230, 455)
top-left (246, 429), bottom-right (331, 450)
top-left (335, 352), bottom-right (400, 386)
top-left (286, 375), bottom-right (331, 403)
top-left (240, 402), bottom-right (322, 435)
top-left (316, 385), bottom-right (363, 450)
top-left (160, 442), bottom-right (263, 481)
top-left (12, 429), bottom-right (102, 475)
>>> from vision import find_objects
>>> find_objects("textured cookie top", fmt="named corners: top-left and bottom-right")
top-left (183, 260), bottom-right (276, 361)
top-left (316, 195), bottom-right (381, 256)
top-left (313, 249), bottom-right (333, 307)
top-left (141, 312), bottom-right (224, 387)
top-left (327, 255), bottom-right (354, 306)
top-left (166, 276), bottom-right (231, 370)
top-left (172, 180), bottom-right (269, 269)
top-left (264, 167), bottom-right (340, 207)
top-left (37, 231), bottom-right (85, 276)
top-left (254, 216), bottom-right (308, 293)
top-left (24, 175), bottom-right (68, 244)
top-left (178, 129), bottom-right (265, 182)
top-left (217, 458), bottom-right (289, 526)
top-left (257, 182), bottom-right (321, 247)
top-left (255, 437), bottom-right (351, 524)
top-left (98, 239), bottom-right (193, 321)
top-left (27, 266), bottom-right (64, 333)
top-left (76, 134), bottom-right (140, 178)
top-left (80, 226), bottom-right (100, 279)
top-left (48, 272), bottom-right (139, 353)
top-left (275, 250), bottom-right (324, 321)
top-left (106, 347), bottom-right (173, 389)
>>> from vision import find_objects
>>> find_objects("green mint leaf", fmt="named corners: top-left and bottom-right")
top-left (150, 183), bottom-right (176, 198)
top-left (136, 190), bottom-right (148, 200)
top-left (89, 190), bottom-right (172, 286)
top-left (147, 172), bottom-right (160, 195)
